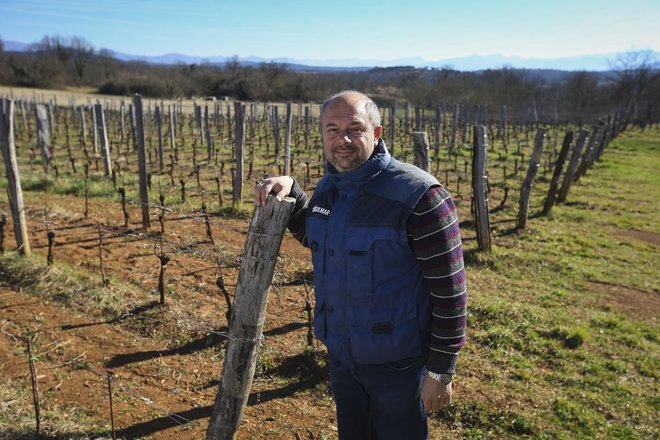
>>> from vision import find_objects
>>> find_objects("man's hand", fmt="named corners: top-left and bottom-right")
top-left (421, 375), bottom-right (452, 414)
top-left (254, 176), bottom-right (294, 206)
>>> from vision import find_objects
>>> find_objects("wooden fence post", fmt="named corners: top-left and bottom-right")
top-left (472, 126), bottom-right (492, 251)
top-left (35, 104), bottom-right (52, 173)
top-left (411, 131), bottom-right (431, 172)
top-left (284, 102), bottom-right (292, 176)
top-left (574, 125), bottom-right (601, 181)
top-left (232, 102), bottom-right (245, 210)
top-left (516, 128), bottom-right (546, 230)
top-left (206, 195), bottom-right (295, 440)
top-left (205, 104), bottom-right (213, 162)
top-left (556, 128), bottom-right (589, 203)
top-left (91, 105), bottom-right (99, 155)
top-left (94, 103), bottom-right (112, 176)
top-left (0, 99), bottom-right (31, 256)
top-left (272, 106), bottom-right (280, 158)
top-left (542, 130), bottom-right (573, 214)
top-left (133, 94), bottom-right (151, 228)
top-left (450, 103), bottom-right (459, 154)
top-left (155, 105), bottom-right (164, 172)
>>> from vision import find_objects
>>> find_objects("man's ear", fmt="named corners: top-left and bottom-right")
top-left (373, 125), bottom-right (383, 143)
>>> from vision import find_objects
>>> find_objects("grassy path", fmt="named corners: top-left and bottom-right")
top-left (449, 126), bottom-right (659, 438)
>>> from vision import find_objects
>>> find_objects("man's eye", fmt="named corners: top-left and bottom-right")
top-left (327, 128), bottom-right (337, 134)
top-left (350, 127), bottom-right (364, 134)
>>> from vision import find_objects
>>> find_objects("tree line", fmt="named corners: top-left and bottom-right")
top-left (0, 35), bottom-right (658, 125)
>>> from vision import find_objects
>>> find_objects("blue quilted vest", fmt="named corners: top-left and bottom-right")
top-left (306, 140), bottom-right (439, 366)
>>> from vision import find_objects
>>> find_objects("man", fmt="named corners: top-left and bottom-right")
top-left (254, 91), bottom-right (467, 439)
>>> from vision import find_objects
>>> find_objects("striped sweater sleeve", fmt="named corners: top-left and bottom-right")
top-left (407, 185), bottom-right (467, 375)
top-left (286, 178), bottom-right (309, 247)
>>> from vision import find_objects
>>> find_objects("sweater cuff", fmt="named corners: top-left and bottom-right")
top-left (427, 350), bottom-right (458, 375)
top-left (288, 178), bottom-right (308, 212)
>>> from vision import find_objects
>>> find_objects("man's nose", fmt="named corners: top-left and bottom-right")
top-left (336, 132), bottom-right (351, 145)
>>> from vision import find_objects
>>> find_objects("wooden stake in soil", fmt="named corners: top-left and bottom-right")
top-left (557, 128), bottom-right (589, 204)
top-left (542, 130), bottom-right (573, 215)
top-left (95, 103), bottom-right (112, 176)
top-left (516, 128), bottom-right (546, 230)
top-left (35, 104), bottom-right (52, 173)
top-left (232, 102), bottom-right (245, 210)
top-left (411, 131), bottom-right (431, 173)
top-left (133, 94), bottom-right (151, 228)
top-left (284, 102), bottom-right (293, 176)
top-left (0, 99), bottom-right (31, 256)
top-left (206, 195), bottom-right (295, 440)
top-left (472, 126), bottom-right (492, 251)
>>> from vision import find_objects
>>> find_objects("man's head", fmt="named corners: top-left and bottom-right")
top-left (320, 91), bottom-right (383, 172)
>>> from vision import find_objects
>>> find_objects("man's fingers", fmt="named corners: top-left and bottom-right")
top-left (254, 180), bottom-right (273, 206)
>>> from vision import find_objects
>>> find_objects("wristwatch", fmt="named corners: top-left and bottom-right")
top-left (425, 369), bottom-right (453, 385)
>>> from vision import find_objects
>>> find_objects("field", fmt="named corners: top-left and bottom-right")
top-left (0, 87), bottom-right (658, 439)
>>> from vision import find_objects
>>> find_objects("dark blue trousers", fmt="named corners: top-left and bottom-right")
top-left (329, 355), bottom-right (428, 440)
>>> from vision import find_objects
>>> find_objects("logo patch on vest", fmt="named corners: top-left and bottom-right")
top-left (312, 205), bottom-right (331, 216)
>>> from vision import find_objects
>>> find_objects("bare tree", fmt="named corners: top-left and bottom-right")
top-left (70, 36), bottom-right (95, 84)
top-left (563, 71), bottom-right (599, 122)
top-left (610, 50), bottom-right (660, 125)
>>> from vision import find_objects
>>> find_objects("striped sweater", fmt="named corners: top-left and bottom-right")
top-left (287, 180), bottom-right (467, 375)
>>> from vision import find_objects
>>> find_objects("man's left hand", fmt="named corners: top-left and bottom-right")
top-left (421, 375), bottom-right (452, 414)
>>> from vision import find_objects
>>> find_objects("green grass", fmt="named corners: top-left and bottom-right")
top-left (439, 126), bottom-right (659, 438)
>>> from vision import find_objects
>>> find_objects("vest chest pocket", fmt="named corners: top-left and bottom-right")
top-left (345, 241), bottom-right (374, 305)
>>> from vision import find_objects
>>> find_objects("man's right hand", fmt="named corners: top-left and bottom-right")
top-left (254, 176), bottom-right (294, 206)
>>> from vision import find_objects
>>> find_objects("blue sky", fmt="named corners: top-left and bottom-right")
top-left (1, 0), bottom-right (658, 64)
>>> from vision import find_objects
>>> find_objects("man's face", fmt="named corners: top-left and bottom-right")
top-left (321, 96), bottom-right (383, 172)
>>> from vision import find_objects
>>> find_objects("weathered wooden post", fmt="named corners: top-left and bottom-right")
top-left (35, 104), bottom-right (52, 173)
top-left (133, 95), bottom-right (151, 228)
top-left (206, 195), bottom-right (295, 440)
top-left (95, 103), bottom-right (112, 176)
top-left (543, 130), bottom-right (573, 214)
top-left (205, 105), bottom-right (214, 162)
top-left (232, 102), bottom-right (245, 210)
top-left (574, 125), bottom-right (602, 181)
top-left (450, 103), bottom-right (459, 154)
top-left (0, 99), bottom-right (31, 256)
top-left (557, 129), bottom-right (589, 203)
top-left (304, 105), bottom-right (310, 151)
top-left (271, 105), bottom-right (280, 159)
top-left (79, 105), bottom-right (88, 147)
top-left (168, 105), bottom-right (176, 154)
top-left (411, 131), bottom-right (431, 173)
top-left (155, 105), bottom-right (164, 172)
top-left (516, 128), bottom-right (546, 230)
top-left (91, 105), bottom-right (99, 155)
top-left (284, 102), bottom-right (292, 176)
top-left (472, 126), bottom-right (492, 251)
top-left (434, 106), bottom-right (441, 154)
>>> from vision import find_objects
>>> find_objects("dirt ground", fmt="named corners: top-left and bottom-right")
top-left (0, 190), bottom-right (345, 439)
top-left (1, 187), bottom-right (480, 439)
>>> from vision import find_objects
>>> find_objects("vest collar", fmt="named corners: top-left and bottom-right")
top-left (328, 139), bottom-right (391, 189)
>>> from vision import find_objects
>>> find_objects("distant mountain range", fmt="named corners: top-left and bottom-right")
top-left (4, 40), bottom-right (654, 72)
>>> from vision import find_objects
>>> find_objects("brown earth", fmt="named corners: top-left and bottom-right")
top-left (0, 192), bottom-right (343, 439)
top-left (2, 187), bottom-right (488, 439)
